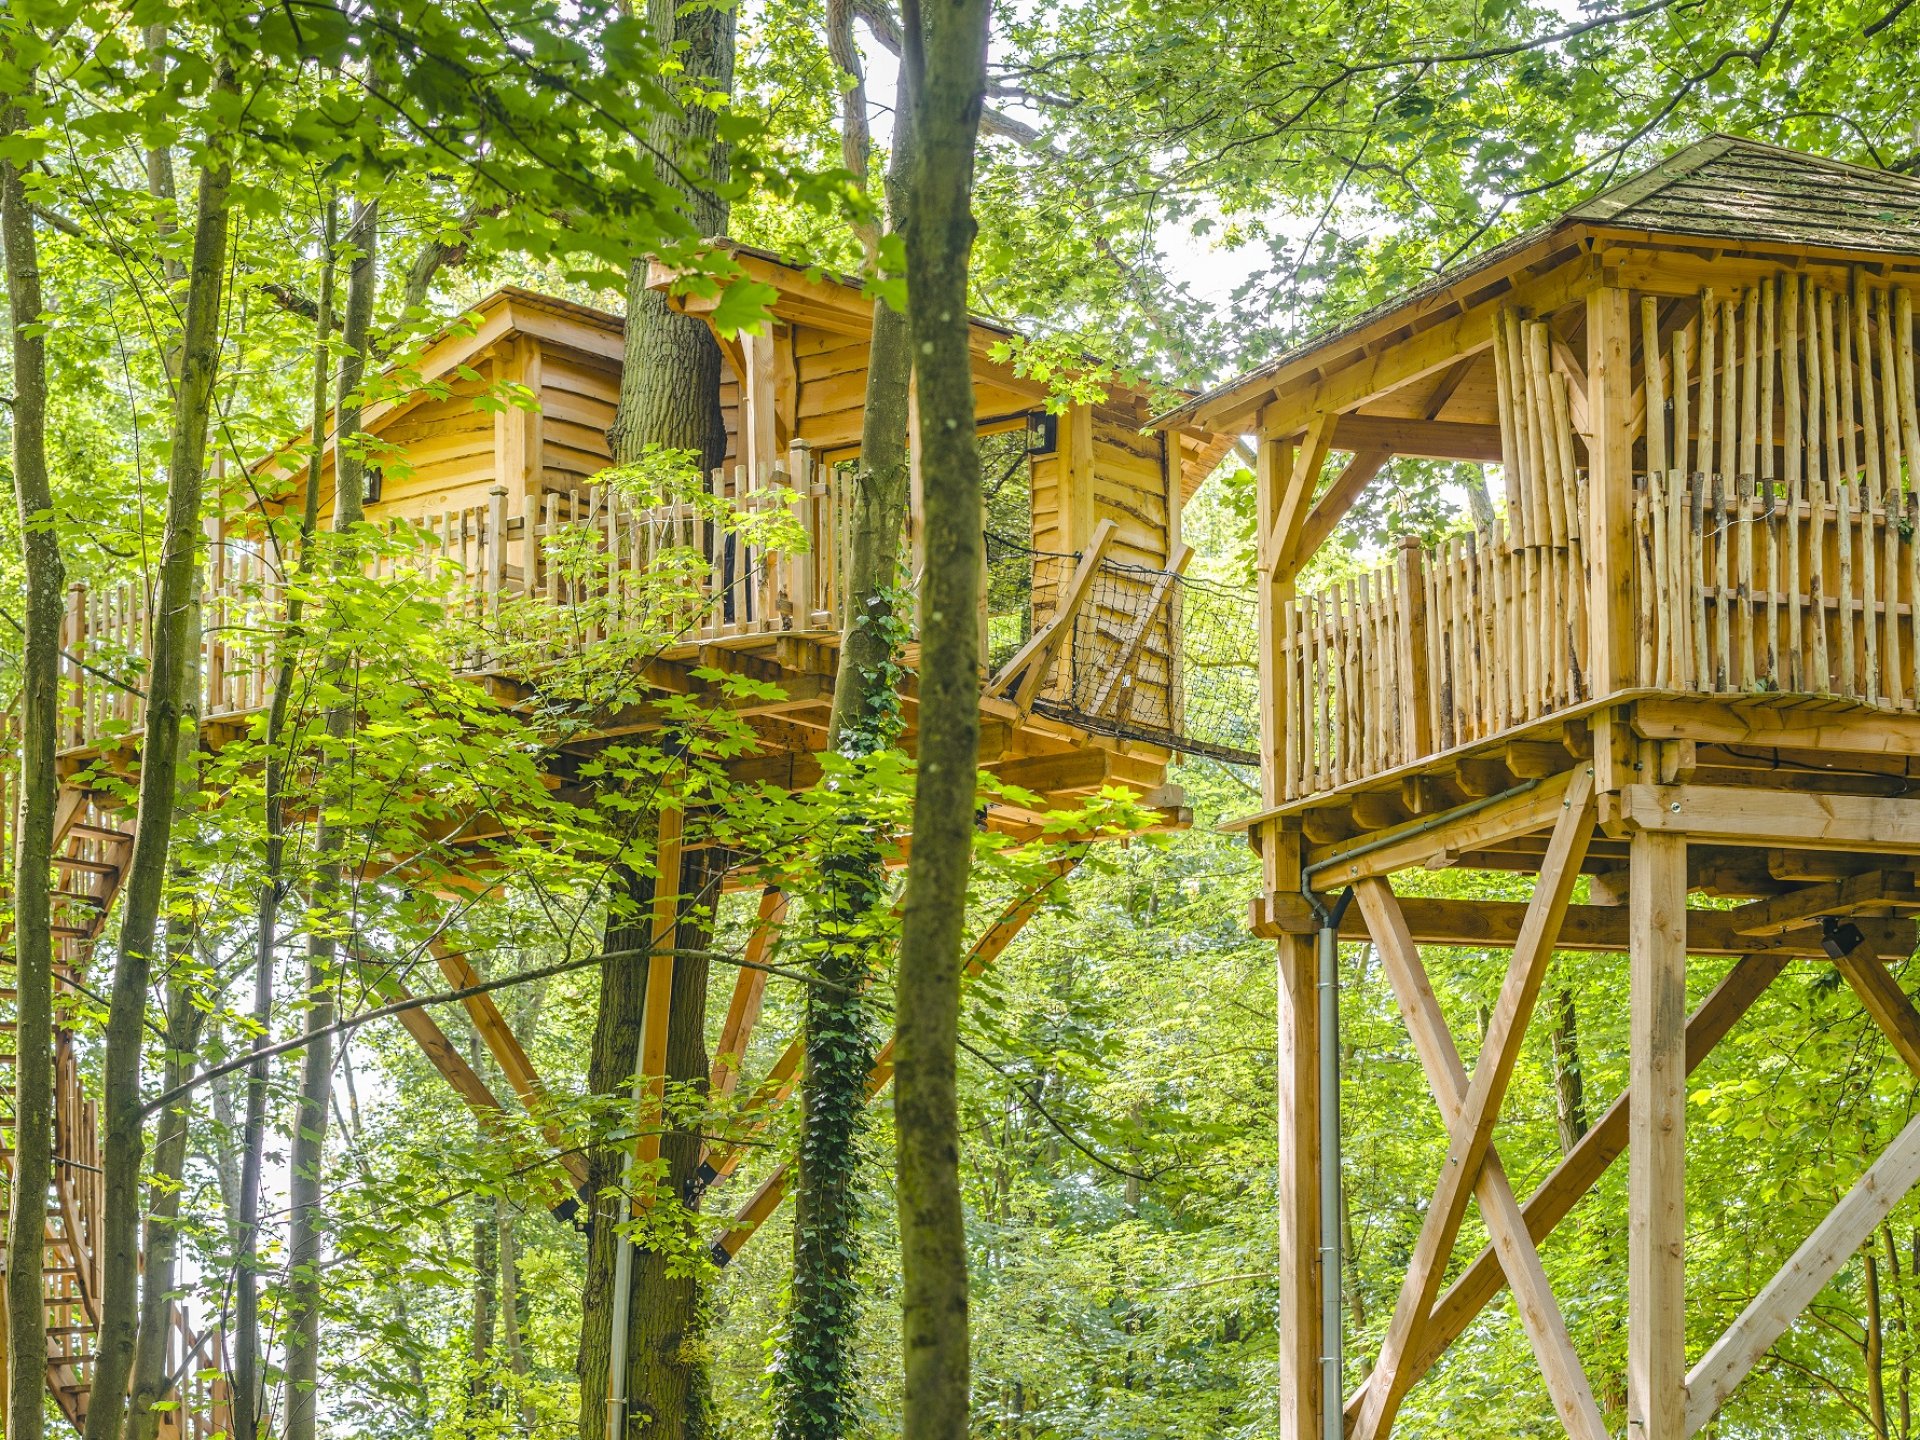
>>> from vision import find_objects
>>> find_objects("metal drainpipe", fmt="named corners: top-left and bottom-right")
top-left (605, 1062), bottom-right (644, 1440)
top-left (1305, 883), bottom-right (1354, 1440)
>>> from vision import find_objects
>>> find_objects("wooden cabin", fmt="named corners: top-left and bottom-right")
top-left (1162, 136), bottom-right (1920, 1440)
top-left (55, 250), bottom-right (1239, 827)
top-left (15, 251), bottom-right (1241, 1429)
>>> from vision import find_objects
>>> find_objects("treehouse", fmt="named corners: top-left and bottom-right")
top-left (1166, 135), bottom-right (1920, 1440)
top-left (15, 249), bottom-right (1246, 1429)
top-left (56, 249), bottom-right (1239, 829)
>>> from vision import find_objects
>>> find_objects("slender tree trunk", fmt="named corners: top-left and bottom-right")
top-left (499, 1200), bottom-right (537, 1429)
top-left (577, 848), bottom-right (721, 1440)
top-left (1887, 1224), bottom-right (1912, 1440)
top-left (233, 196), bottom-right (336, 1440)
top-left (127, 574), bottom-right (207, 1440)
top-left (772, 22), bottom-right (917, 1440)
top-left (893, 3), bottom-right (993, 1437)
top-left (284, 197), bottom-right (378, 1440)
top-left (1548, 981), bottom-right (1587, 1153)
top-left (2, 35), bottom-right (64, 1440)
top-left (1871, 1247), bottom-right (1891, 1438)
top-left (468, 1032), bottom-right (500, 1429)
top-left (87, 75), bottom-right (235, 1440)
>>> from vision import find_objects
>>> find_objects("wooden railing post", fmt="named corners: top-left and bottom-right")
top-left (1395, 537), bottom-right (1433, 764)
top-left (64, 581), bottom-right (86, 749)
top-left (786, 440), bottom-right (814, 631)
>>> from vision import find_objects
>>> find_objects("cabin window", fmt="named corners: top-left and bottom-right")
top-left (981, 426), bottom-right (1036, 668)
top-left (364, 464), bottom-right (383, 506)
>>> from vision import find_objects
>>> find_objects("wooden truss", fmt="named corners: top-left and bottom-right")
top-left (1284, 773), bottom-right (1920, 1440)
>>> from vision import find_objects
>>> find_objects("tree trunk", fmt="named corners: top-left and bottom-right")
top-left (772, 21), bottom-right (917, 1440)
top-left (499, 1200), bottom-right (538, 1430)
top-left (604, 0), bottom-right (735, 478)
top-left (126, 572), bottom-right (207, 1440)
top-left (467, 1031), bottom-right (500, 1429)
top-left (893, 3), bottom-right (993, 1437)
top-left (87, 74), bottom-right (235, 1440)
top-left (577, 846), bottom-right (721, 1440)
top-left (1, 35), bottom-right (64, 1440)
top-left (1548, 980), bottom-right (1588, 1154)
top-left (284, 197), bottom-right (379, 1440)
top-left (232, 196), bottom-right (336, 1440)
top-left (1870, 1247), bottom-right (1891, 1438)
top-left (581, 9), bottom-right (735, 1427)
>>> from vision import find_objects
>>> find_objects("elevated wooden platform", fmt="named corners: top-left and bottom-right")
top-left (1173, 136), bottom-right (1920, 1440)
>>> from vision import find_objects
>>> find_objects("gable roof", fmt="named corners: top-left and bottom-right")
top-left (1156, 136), bottom-right (1920, 432)
top-left (1568, 134), bottom-right (1920, 255)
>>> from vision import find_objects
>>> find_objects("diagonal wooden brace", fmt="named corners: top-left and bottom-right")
top-left (1356, 879), bottom-right (1608, 1440)
top-left (1349, 767), bottom-right (1596, 1440)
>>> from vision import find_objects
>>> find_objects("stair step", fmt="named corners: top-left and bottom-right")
top-left (52, 856), bottom-right (117, 876)
top-left (65, 824), bottom-right (131, 843)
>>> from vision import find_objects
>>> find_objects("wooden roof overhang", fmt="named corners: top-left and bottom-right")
top-left (650, 243), bottom-right (1238, 500)
top-left (242, 285), bottom-right (626, 510)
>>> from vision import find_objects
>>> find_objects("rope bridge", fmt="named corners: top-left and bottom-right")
top-left (986, 529), bottom-right (1260, 767)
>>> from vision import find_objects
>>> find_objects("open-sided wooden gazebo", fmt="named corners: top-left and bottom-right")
top-left (1159, 136), bottom-right (1920, 1439)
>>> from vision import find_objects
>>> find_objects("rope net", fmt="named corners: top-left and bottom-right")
top-left (986, 533), bottom-right (1260, 767)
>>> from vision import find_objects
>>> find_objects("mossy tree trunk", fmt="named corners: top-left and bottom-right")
top-left (772, 11), bottom-right (917, 1438)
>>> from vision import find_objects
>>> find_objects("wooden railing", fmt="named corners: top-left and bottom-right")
top-left (58, 447), bottom-right (851, 755)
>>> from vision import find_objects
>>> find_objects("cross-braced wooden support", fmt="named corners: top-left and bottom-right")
top-left (1293, 778), bottom-right (1920, 1440)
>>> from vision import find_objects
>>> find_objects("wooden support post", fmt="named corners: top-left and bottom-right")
top-left (1629, 829), bottom-right (1688, 1440)
top-left (1349, 768), bottom-right (1595, 1440)
top-left (1276, 930), bottom-right (1322, 1440)
top-left (710, 887), bottom-right (788, 1099)
top-left (1835, 949), bottom-right (1920, 1075)
top-left (1588, 285), bottom-right (1637, 697)
top-left (631, 805), bottom-right (685, 1201)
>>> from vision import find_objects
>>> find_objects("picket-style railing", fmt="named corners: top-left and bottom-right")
top-left (58, 446), bottom-right (853, 755)
top-left (1275, 273), bottom-right (1920, 801)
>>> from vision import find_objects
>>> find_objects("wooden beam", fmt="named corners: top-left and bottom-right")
top-left (632, 805), bottom-right (685, 1200)
top-left (701, 859), bottom-right (1078, 1258)
top-left (1254, 892), bottom-right (1916, 958)
top-left (1730, 871), bottom-right (1910, 937)
top-left (429, 937), bottom-right (552, 1114)
top-left (1632, 695), bottom-right (1920, 756)
top-left (1834, 951), bottom-right (1920, 1077)
top-left (1350, 769), bottom-right (1595, 1440)
top-left (1369, 949), bottom-right (1790, 1418)
top-left (1267, 412), bottom-right (1336, 585)
top-left (1327, 415), bottom-right (1503, 462)
top-left (1188, 251), bottom-right (1591, 435)
top-left (1356, 881), bottom-right (1608, 1440)
top-left (351, 959), bottom-right (588, 1194)
top-left (1630, 830), bottom-right (1688, 1440)
top-left (710, 887), bottom-right (788, 1098)
top-left (1624, 784), bottom-right (1920, 852)
top-left (1086, 543), bottom-right (1192, 717)
top-left (1308, 771), bottom-right (1575, 883)
top-left (1290, 446), bottom-right (1393, 568)
top-left (1685, 1112), bottom-right (1920, 1433)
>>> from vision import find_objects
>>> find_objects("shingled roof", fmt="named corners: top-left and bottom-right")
top-left (1568, 135), bottom-right (1920, 255)
top-left (1154, 136), bottom-right (1920, 431)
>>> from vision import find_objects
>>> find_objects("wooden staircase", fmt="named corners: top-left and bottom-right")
top-left (0, 773), bottom-right (228, 1437)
